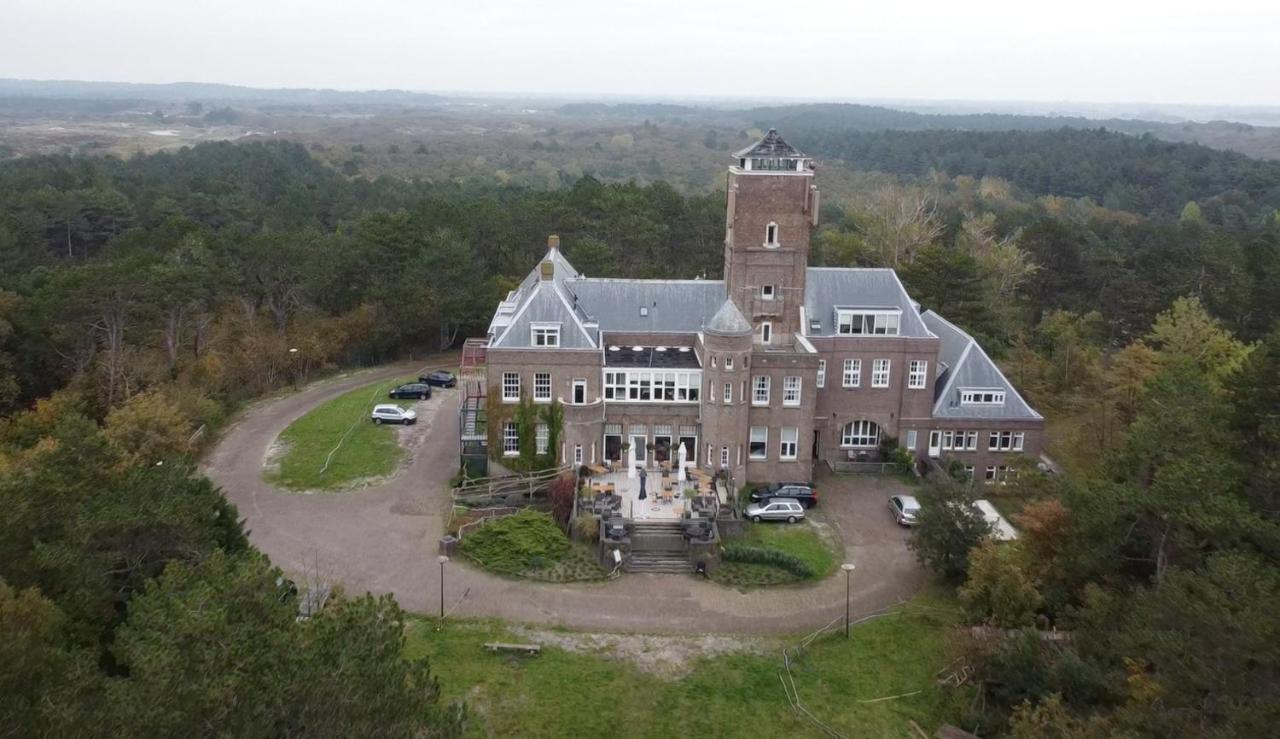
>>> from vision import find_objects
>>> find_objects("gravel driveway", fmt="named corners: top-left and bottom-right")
top-left (203, 364), bottom-right (927, 635)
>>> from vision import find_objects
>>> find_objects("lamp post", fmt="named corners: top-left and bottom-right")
top-left (841, 563), bottom-right (856, 638)
top-left (437, 555), bottom-right (450, 622)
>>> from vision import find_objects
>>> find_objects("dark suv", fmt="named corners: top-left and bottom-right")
top-left (749, 481), bottom-right (818, 509)
top-left (388, 383), bottom-right (432, 400)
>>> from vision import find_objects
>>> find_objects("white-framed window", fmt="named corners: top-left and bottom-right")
top-left (761, 284), bottom-right (776, 301)
top-left (503, 422), bottom-right (519, 456)
top-left (723, 382), bottom-right (732, 403)
top-left (765, 222), bottom-right (778, 247)
top-left (530, 323), bottom-right (560, 347)
top-left (534, 372), bottom-right (551, 402)
top-left (574, 444), bottom-right (583, 465)
top-left (872, 359), bottom-right (890, 388)
top-left (964, 465), bottom-right (975, 481)
top-left (749, 427), bottom-right (768, 460)
top-left (817, 359), bottom-right (826, 388)
top-left (760, 322), bottom-right (772, 344)
top-left (752, 375), bottom-right (770, 405)
top-left (908, 360), bottom-right (928, 389)
top-left (841, 420), bottom-right (880, 448)
top-left (601, 370), bottom-right (701, 403)
top-left (572, 378), bottom-right (586, 404)
top-left (842, 359), bottom-right (860, 388)
top-left (985, 465), bottom-right (997, 484)
top-left (737, 444), bottom-right (742, 466)
top-left (535, 423), bottom-right (549, 454)
top-left (988, 431), bottom-right (1024, 452)
top-left (783, 376), bottom-right (801, 406)
top-left (706, 443), bottom-right (713, 467)
top-left (779, 426), bottom-right (798, 460)
top-left (835, 309), bottom-right (901, 336)
top-left (725, 356), bottom-right (734, 370)
top-left (964, 431), bottom-right (979, 451)
top-left (720, 445), bottom-right (729, 467)
top-left (962, 388), bottom-right (1006, 405)
top-left (905, 429), bottom-right (917, 450)
top-left (502, 372), bottom-right (520, 402)
top-left (711, 355), bottom-right (717, 368)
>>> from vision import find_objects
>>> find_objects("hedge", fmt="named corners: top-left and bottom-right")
top-left (721, 543), bottom-right (816, 579)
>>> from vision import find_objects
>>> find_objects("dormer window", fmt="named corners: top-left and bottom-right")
top-left (960, 388), bottom-right (1006, 405)
top-left (764, 222), bottom-right (779, 247)
top-left (835, 309), bottom-right (900, 336)
top-left (531, 323), bottom-right (560, 347)
top-left (761, 284), bottom-right (776, 301)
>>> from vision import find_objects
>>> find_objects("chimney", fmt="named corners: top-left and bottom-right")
top-left (540, 259), bottom-right (554, 281)
top-left (547, 234), bottom-right (560, 252)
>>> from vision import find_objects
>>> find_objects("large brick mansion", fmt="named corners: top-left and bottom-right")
top-left (480, 129), bottom-right (1042, 484)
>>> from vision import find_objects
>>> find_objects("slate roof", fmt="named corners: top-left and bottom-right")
top-left (734, 128), bottom-right (805, 159)
top-left (563, 278), bottom-right (726, 334)
top-left (802, 268), bottom-right (932, 338)
top-left (704, 299), bottom-right (752, 336)
top-left (921, 311), bottom-right (1042, 421)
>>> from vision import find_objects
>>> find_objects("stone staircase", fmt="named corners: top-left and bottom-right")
top-left (624, 520), bottom-right (694, 574)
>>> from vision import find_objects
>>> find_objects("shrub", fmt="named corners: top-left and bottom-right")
top-left (459, 510), bottom-right (569, 572)
top-left (722, 543), bottom-right (815, 578)
top-left (548, 473), bottom-right (575, 525)
top-left (572, 515), bottom-right (599, 542)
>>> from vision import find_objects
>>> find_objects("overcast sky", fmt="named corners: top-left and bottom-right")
top-left (3, 0), bottom-right (1277, 106)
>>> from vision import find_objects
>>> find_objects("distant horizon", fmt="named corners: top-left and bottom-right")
top-left (6, 76), bottom-right (1280, 121)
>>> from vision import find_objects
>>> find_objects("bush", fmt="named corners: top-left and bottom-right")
top-left (459, 510), bottom-right (569, 572)
top-left (722, 543), bottom-right (815, 578)
top-left (572, 515), bottom-right (599, 542)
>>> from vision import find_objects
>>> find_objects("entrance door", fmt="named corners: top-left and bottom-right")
top-left (631, 435), bottom-right (647, 462)
top-left (654, 435), bottom-right (672, 463)
top-left (928, 430), bottom-right (941, 458)
top-left (604, 434), bottom-right (622, 462)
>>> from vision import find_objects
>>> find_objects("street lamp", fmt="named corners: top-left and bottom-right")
top-left (437, 555), bottom-right (450, 622)
top-left (841, 563), bottom-right (856, 638)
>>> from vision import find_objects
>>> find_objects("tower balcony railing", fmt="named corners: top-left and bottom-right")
top-left (748, 296), bottom-right (785, 317)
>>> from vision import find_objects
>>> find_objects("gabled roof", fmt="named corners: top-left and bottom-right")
top-left (921, 311), bottom-right (1042, 421)
top-left (734, 128), bottom-right (805, 159)
top-left (704, 298), bottom-right (753, 336)
top-left (489, 246), bottom-right (595, 349)
top-left (563, 278), bottom-right (726, 334)
top-left (803, 268), bottom-right (932, 338)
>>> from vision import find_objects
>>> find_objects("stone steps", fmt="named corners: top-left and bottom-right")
top-left (624, 551), bottom-right (695, 574)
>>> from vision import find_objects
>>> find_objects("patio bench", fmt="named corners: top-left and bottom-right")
top-left (484, 642), bottom-right (542, 656)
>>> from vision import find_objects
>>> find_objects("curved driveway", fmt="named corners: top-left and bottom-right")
top-left (204, 364), bottom-right (926, 635)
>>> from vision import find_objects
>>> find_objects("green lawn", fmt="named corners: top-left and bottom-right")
top-left (266, 376), bottom-right (418, 491)
top-left (740, 520), bottom-right (840, 578)
top-left (407, 589), bottom-right (965, 738)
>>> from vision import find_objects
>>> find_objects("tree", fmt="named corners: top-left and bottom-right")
top-left (103, 389), bottom-right (193, 467)
top-left (1146, 296), bottom-right (1251, 386)
top-left (1228, 328), bottom-right (1280, 517)
top-left (960, 540), bottom-right (1043, 628)
top-left (0, 580), bottom-right (101, 736)
top-left (908, 477), bottom-right (993, 582)
top-left (849, 184), bottom-right (944, 267)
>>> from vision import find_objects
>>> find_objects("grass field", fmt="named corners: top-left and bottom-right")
top-left (711, 520), bottom-right (841, 588)
top-left (266, 376), bottom-right (418, 490)
top-left (406, 589), bottom-right (964, 738)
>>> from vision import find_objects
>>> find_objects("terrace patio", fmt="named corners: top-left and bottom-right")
top-left (583, 463), bottom-right (725, 522)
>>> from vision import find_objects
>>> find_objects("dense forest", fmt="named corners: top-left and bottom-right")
top-left (1, 124), bottom-right (1278, 735)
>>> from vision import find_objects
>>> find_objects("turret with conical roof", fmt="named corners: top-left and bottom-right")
top-left (704, 298), bottom-right (753, 336)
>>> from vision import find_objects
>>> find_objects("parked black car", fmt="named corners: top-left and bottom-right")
top-left (749, 481), bottom-right (818, 508)
top-left (388, 383), bottom-right (432, 400)
top-left (419, 370), bottom-right (457, 388)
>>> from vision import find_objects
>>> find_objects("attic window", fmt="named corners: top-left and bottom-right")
top-left (531, 324), bottom-right (560, 347)
top-left (809, 319), bottom-right (822, 332)
top-left (960, 388), bottom-right (1006, 405)
top-left (639, 306), bottom-right (649, 317)
top-left (835, 309), bottom-right (901, 336)
top-left (764, 222), bottom-right (779, 247)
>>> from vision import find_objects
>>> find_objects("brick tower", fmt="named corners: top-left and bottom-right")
top-left (722, 129), bottom-right (819, 347)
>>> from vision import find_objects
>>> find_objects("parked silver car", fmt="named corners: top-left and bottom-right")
top-left (371, 404), bottom-right (416, 425)
top-left (889, 494), bottom-right (921, 526)
top-left (744, 498), bottom-right (805, 524)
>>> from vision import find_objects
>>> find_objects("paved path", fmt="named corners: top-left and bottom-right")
top-left (204, 364), bottom-right (926, 635)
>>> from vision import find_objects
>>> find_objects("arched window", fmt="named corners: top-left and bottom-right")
top-left (765, 222), bottom-right (778, 247)
top-left (841, 420), bottom-right (880, 448)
